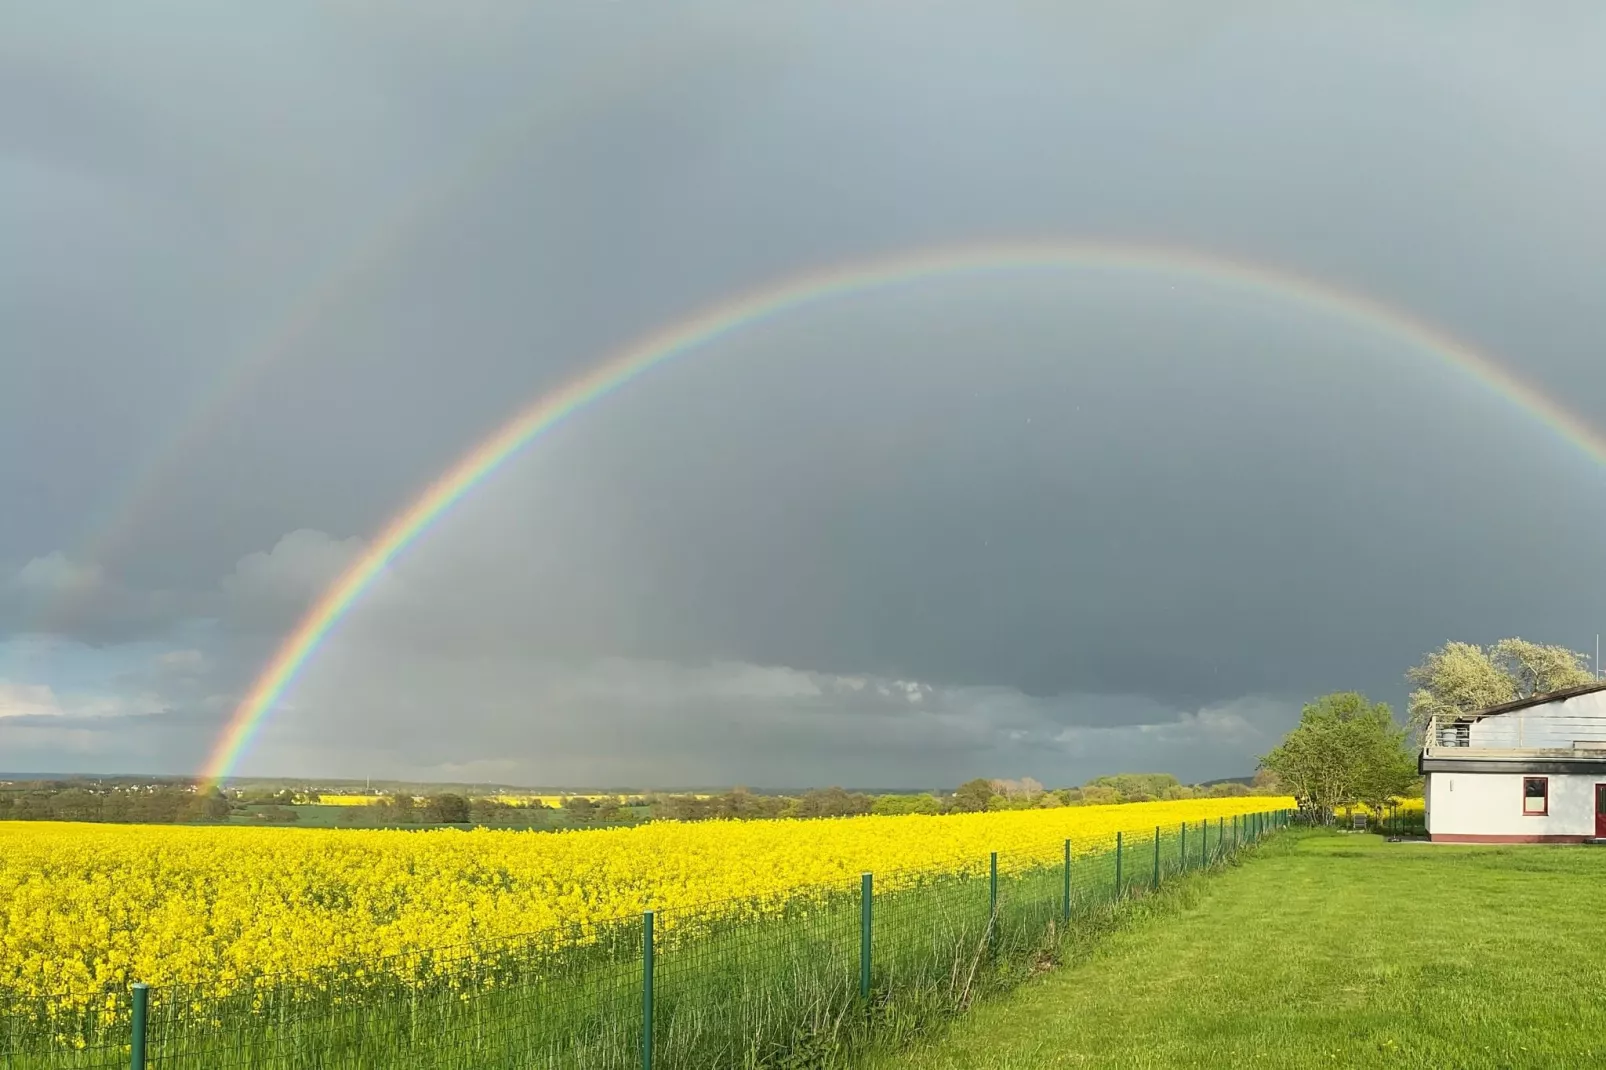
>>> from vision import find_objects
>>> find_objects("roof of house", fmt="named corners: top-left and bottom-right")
top-left (1461, 679), bottom-right (1606, 721)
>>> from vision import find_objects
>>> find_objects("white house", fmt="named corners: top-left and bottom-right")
top-left (1422, 681), bottom-right (1606, 842)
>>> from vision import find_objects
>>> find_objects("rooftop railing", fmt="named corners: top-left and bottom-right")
top-left (1422, 712), bottom-right (1606, 759)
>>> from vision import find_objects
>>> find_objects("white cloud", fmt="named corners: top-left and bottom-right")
top-left (156, 649), bottom-right (208, 674)
top-left (0, 680), bottom-right (63, 718)
top-left (219, 530), bottom-right (380, 634)
top-left (221, 638), bottom-right (1302, 788)
top-left (222, 530), bottom-right (365, 603)
top-left (8, 553), bottom-right (103, 595)
top-left (0, 552), bottom-right (192, 644)
top-left (0, 679), bottom-right (160, 721)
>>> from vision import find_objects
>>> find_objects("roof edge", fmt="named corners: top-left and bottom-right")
top-left (1457, 680), bottom-right (1606, 721)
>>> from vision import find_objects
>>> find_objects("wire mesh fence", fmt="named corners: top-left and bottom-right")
top-left (3, 809), bottom-right (1291, 1070)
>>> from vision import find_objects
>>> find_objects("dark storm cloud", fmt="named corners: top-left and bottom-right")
top-left (4, 2), bottom-right (1606, 782)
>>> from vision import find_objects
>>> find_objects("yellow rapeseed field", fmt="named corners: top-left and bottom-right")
top-left (314, 793), bottom-right (634, 806)
top-left (1, 798), bottom-right (1288, 1005)
top-left (1335, 798), bottom-right (1425, 818)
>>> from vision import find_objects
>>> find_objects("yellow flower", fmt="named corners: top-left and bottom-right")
top-left (1, 798), bottom-right (1288, 1009)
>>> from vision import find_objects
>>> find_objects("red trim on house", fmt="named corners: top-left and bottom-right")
top-left (1430, 833), bottom-right (1594, 844)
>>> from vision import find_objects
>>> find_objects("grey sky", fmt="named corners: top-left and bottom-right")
top-left (4, 2), bottom-right (1605, 787)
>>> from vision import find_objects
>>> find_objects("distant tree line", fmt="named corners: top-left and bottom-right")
top-left (639, 774), bottom-right (1275, 824)
top-left (333, 793), bottom-right (634, 828)
top-left (0, 781), bottom-right (230, 823)
top-left (0, 774), bottom-right (1282, 828)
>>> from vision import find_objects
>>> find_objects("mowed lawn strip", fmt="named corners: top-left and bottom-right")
top-left (863, 831), bottom-right (1606, 1070)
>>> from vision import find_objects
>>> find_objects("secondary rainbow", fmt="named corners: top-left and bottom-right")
top-left (40, 28), bottom-right (759, 636)
top-left (201, 239), bottom-right (1606, 782)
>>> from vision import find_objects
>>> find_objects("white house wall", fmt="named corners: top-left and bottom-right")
top-left (1468, 690), bottom-right (1606, 749)
top-left (1426, 772), bottom-right (1599, 841)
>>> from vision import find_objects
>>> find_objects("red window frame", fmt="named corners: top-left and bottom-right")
top-left (1522, 776), bottom-right (1549, 816)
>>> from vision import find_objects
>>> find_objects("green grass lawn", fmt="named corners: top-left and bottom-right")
top-left (863, 830), bottom-right (1606, 1070)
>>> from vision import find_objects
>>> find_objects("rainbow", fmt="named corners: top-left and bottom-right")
top-left (200, 239), bottom-right (1606, 782)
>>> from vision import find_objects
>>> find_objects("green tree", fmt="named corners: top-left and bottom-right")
top-left (1259, 692), bottom-right (1415, 817)
top-left (871, 793), bottom-right (943, 816)
top-left (791, 787), bottom-right (874, 818)
top-left (562, 795), bottom-right (599, 826)
top-left (1407, 638), bottom-right (1594, 734)
top-left (377, 793), bottom-right (418, 824)
top-left (1075, 783), bottom-right (1121, 806)
top-left (424, 793), bottom-right (470, 824)
top-left (1084, 773), bottom-right (1182, 803)
top-left (950, 779), bottom-right (995, 813)
top-left (1348, 714), bottom-right (1420, 818)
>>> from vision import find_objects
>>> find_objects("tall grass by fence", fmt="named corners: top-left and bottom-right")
top-left (5, 810), bottom-right (1292, 1070)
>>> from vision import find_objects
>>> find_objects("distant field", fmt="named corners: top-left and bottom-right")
top-left (867, 830), bottom-right (1606, 1070)
top-left (310, 792), bottom-right (687, 807)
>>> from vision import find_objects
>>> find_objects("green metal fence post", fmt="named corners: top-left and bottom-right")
top-left (129, 983), bottom-right (148, 1070)
top-left (1062, 839), bottom-right (1071, 924)
top-left (1200, 819), bottom-right (1207, 867)
top-left (1114, 831), bottom-right (1123, 901)
top-left (1152, 826), bottom-right (1160, 892)
top-left (1217, 816), bottom-right (1224, 861)
top-left (860, 872), bottom-right (873, 1002)
top-left (989, 851), bottom-right (998, 917)
top-left (642, 911), bottom-right (654, 1070)
top-left (988, 851), bottom-right (999, 952)
top-left (1180, 821), bottom-right (1187, 872)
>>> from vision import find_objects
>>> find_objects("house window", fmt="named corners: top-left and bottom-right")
top-left (1523, 777), bottom-right (1548, 816)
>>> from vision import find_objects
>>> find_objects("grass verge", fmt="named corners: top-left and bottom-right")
top-left (862, 830), bottom-right (1606, 1070)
